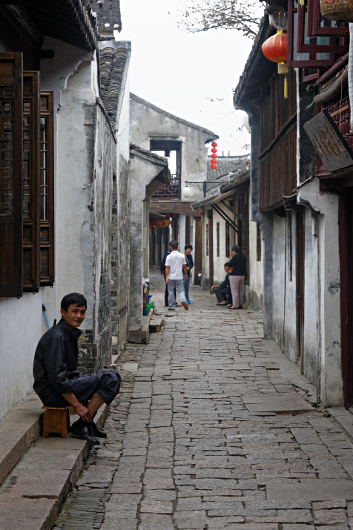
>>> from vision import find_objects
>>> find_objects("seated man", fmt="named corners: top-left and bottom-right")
top-left (33, 292), bottom-right (121, 445)
top-left (214, 263), bottom-right (231, 305)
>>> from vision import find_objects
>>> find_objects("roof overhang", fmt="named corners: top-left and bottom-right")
top-left (0, 0), bottom-right (98, 51)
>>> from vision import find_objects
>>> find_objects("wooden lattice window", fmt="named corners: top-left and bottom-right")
top-left (39, 92), bottom-right (54, 286)
top-left (23, 71), bottom-right (40, 292)
top-left (0, 53), bottom-right (23, 298)
top-left (287, 0), bottom-right (348, 68)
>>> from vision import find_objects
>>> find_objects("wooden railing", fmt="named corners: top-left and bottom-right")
top-left (152, 174), bottom-right (180, 200)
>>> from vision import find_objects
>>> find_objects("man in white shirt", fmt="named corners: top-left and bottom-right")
top-left (165, 240), bottom-right (189, 311)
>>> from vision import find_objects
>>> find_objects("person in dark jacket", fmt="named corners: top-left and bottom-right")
top-left (33, 292), bottom-right (121, 445)
top-left (214, 263), bottom-right (231, 305)
top-left (184, 244), bottom-right (194, 304)
top-left (227, 245), bottom-right (247, 309)
top-left (160, 248), bottom-right (176, 307)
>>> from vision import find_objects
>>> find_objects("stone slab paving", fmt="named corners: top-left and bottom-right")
top-left (54, 271), bottom-right (353, 529)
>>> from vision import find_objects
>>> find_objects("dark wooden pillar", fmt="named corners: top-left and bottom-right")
top-left (194, 216), bottom-right (202, 285)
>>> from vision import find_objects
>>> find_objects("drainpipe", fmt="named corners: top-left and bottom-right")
top-left (349, 24), bottom-right (353, 131)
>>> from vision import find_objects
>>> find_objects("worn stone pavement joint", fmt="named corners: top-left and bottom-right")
top-left (52, 271), bottom-right (353, 530)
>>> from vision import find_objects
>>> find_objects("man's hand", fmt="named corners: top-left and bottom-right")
top-left (187, 267), bottom-right (190, 271)
top-left (62, 391), bottom-right (92, 422)
top-left (185, 275), bottom-right (188, 281)
top-left (166, 277), bottom-right (169, 284)
top-left (74, 403), bottom-right (92, 422)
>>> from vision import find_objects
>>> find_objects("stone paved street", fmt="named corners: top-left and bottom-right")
top-left (55, 271), bottom-right (353, 530)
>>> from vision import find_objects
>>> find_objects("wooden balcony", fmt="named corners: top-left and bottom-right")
top-left (152, 174), bottom-right (180, 200)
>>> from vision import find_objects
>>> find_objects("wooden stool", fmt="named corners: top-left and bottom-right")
top-left (41, 406), bottom-right (70, 438)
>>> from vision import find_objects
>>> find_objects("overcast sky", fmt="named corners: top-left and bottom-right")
top-left (117, 0), bottom-right (256, 156)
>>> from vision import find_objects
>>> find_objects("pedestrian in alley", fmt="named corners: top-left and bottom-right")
top-left (227, 245), bottom-right (247, 309)
top-left (184, 243), bottom-right (194, 304)
top-left (165, 240), bottom-right (189, 311)
top-left (33, 292), bottom-right (122, 445)
top-left (214, 262), bottom-right (231, 305)
top-left (160, 248), bottom-right (176, 307)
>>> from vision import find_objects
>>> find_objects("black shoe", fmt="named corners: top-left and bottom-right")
top-left (90, 421), bottom-right (107, 438)
top-left (69, 419), bottom-right (100, 445)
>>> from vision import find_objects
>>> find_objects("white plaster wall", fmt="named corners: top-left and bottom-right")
top-left (272, 216), bottom-right (285, 348)
top-left (283, 211), bottom-right (299, 365)
top-left (298, 178), bottom-right (343, 406)
top-left (213, 211), bottom-right (229, 285)
top-left (302, 208), bottom-right (320, 387)
top-left (248, 219), bottom-right (263, 309)
top-left (179, 214), bottom-right (186, 251)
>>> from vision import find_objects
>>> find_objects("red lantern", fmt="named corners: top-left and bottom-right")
top-left (210, 141), bottom-right (218, 172)
top-left (211, 147), bottom-right (217, 153)
top-left (262, 30), bottom-right (288, 98)
top-left (211, 153), bottom-right (217, 159)
top-left (211, 142), bottom-right (217, 147)
top-left (211, 164), bottom-right (217, 169)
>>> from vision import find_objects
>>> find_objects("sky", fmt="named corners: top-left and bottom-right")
top-left (117, 0), bottom-right (255, 157)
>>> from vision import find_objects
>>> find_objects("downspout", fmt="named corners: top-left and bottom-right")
top-left (349, 24), bottom-right (353, 131)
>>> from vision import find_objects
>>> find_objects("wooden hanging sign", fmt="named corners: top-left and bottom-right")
top-left (304, 109), bottom-right (353, 173)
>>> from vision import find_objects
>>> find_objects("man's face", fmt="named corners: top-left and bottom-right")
top-left (61, 304), bottom-right (86, 328)
top-left (231, 250), bottom-right (236, 256)
top-left (185, 248), bottom-right (192, 255)
top-left (224, 266), bottom-right (230, 273)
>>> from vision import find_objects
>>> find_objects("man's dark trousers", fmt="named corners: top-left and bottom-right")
top-left (164, 271), bottom-right (176, 307)
top-left (214, 287), bottom-right (228, 303)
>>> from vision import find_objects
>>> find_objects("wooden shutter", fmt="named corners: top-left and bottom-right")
top-left (39, 91), bottom-right (54, 287)
top-left (23, 71), bottom-right (40, 292)
top-left (0, 53), bottom-right (23, 298)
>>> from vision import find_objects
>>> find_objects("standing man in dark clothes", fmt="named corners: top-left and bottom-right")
top-left (227, 245), bottom-right (247, 309)
top-left (214, 263), bottom-right (231, 305)
top-left (33, 292), bottom-right (122, 445)
top-left (184, 244), bottom-right (194, 304)
top-left (160, 248), bottom-right (176, 307)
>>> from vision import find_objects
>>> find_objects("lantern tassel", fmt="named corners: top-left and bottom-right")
top-left (284, 75), bottom-right (288, 99)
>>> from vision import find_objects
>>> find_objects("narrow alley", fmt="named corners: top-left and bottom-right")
top-left (54, 272), bottom-right (353, 530)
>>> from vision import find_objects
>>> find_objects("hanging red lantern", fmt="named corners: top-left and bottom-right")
top-left (210, 141), bottom-right (217, 172)
top-left (262, 30), bottom-right (289, 98)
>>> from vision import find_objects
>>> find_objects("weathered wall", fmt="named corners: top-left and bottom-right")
top-left (111, 70), bottom-right (131, 357)
top-left (248, 220), bottom-right (263, 310)
top-left (130, 95), bottom-right (216, 203)
top-left (298, 179), bottom-right (342, 406)
top-left (129, 152), bottom-right (168, 333)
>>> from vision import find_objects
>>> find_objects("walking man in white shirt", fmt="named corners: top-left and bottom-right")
top-left (165, 240), bottom-right (189, 311)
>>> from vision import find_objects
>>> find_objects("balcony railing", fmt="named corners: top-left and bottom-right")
top-left (152, 174), bottom-right (180, 200)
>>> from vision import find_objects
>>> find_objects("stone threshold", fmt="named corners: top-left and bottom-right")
top-left (0, 391), bottom-right (108, 530)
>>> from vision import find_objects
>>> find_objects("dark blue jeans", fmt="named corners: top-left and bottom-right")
top-left (183, 276), bottom-right (190, 300)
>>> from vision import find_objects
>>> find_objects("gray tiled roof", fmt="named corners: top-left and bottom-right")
top-left (88, 0), bottom-right (122, 32)
top-left (100, 42), bottom-right (130, 125)
top-left (207, 155), bottom-right (249, 181)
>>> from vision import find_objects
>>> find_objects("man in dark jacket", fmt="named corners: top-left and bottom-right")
top-left (184, 244), bottom-right (194, 304)
top-left (227, 245), bottom-right (247, 309)
top-left (33, 292), bottom-right (121, 445)
top-left (213, 263), bottom-right (231, 305)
